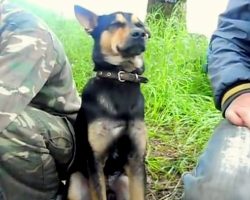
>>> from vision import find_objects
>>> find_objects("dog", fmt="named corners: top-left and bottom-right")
top-left (67, 5), bottom-right (150, 200)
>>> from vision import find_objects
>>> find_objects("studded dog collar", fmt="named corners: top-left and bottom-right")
top-left (96, 71), bottom-right (148, 83)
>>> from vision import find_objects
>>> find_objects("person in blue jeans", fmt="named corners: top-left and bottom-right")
top-left (182, 0), bottom-right (250, 199)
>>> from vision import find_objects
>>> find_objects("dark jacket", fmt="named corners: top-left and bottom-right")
top-left (208, 0), bottom-right (250, 115)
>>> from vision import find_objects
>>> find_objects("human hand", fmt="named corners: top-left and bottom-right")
top-left (225, 93), bottom-right (250, 128)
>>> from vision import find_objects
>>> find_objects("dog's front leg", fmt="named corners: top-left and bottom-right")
top-left (125, 157), bottom-right (146, 200)
top-left (126, 120), bottom-right (147, 200)
top-left (88, 120), bottom-right (115, 200)
top-left (88, 159), bottom-right (106, 200)
top-left (67, 172), bottom-right (90, 200)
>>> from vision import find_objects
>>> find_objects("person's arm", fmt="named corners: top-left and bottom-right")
top-left (208, 0), bottom-right (250, 126)
top-left (30, 30), bottom-right (81, 125)
top-left (0, 2), bottom-right (80, 131)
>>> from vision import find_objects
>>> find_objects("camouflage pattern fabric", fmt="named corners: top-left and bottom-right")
top-left (0, 1), bottom-right (81, 199)
top-left (0, 106), bottom-right (75, 200)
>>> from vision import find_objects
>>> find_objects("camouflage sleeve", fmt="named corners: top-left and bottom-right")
top-left (0, 2), bottom-right (81, 131)
top-left (30, 32), bottom-right (82, 124)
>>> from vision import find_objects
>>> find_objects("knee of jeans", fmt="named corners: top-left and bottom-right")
top-left (183, 165), bottom-right (250, 200)
top-left (183, 120), bottom-right (250, 200)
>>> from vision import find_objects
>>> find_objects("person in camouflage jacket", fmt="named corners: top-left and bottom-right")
top-left (0, 1), bottom-right (81, 199)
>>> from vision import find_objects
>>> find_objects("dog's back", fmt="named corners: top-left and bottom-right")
top-left (68, 5), bottom-right (150, 200)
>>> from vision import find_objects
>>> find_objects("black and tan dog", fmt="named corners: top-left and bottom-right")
top-left (67, 5), bottom-right (150, 200)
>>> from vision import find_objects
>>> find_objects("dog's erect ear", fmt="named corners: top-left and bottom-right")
top-left (74, 5), bottom-right (98, 33)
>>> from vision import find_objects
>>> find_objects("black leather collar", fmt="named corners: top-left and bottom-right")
top-left (96, 71), bottom-right (148, 84)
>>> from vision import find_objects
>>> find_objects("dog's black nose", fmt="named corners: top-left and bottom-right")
top-left (130, 28), bottom-right (146, 39)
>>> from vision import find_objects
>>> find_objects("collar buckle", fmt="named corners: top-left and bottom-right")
top-left (118, 71), bottom-right (125, 82)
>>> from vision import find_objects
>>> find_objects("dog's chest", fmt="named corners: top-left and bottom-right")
top-left (83, 78), bottom-right (144, 120)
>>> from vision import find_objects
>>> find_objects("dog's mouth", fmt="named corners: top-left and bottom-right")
top-left (117, 41), bottom-right (145, 58)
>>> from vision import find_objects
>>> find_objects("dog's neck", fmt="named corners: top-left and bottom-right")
top-left (93, 57), bottom-right (144, 74)
top-left (94, 62), bottom-right (142, 73)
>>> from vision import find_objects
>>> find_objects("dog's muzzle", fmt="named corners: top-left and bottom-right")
top-left (117, 28), bottom-right (147, 57)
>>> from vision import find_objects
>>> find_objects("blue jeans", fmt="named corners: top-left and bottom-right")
top-left (183, 119), bottom-right (250, 200)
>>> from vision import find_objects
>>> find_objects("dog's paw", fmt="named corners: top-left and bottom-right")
top-left (107, 189), bottom-right (116, 200)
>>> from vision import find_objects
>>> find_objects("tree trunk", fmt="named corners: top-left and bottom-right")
top-left (147, 0), bottom-right (184, 17)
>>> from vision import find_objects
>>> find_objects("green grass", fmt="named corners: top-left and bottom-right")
top-left (12, 1), bottom-right (222, 199)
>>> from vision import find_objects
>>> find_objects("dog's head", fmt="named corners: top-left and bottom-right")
top-left (74, 5), bottom-right (150, 74)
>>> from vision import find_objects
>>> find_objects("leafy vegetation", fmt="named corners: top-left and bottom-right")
top-left (12, 1), bottom-right (222, 199)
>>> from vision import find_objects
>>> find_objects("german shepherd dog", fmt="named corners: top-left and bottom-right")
top-left (67, 5), bottom-right (150, 200)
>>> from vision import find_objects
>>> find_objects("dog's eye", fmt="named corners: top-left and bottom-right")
top-left (135, 22), bottom-right (144, 28)
top-left (110, 21), bottom-right (126, 28)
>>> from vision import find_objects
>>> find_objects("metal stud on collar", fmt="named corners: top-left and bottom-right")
top-left (135, 73), bottom-right (139, 81)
